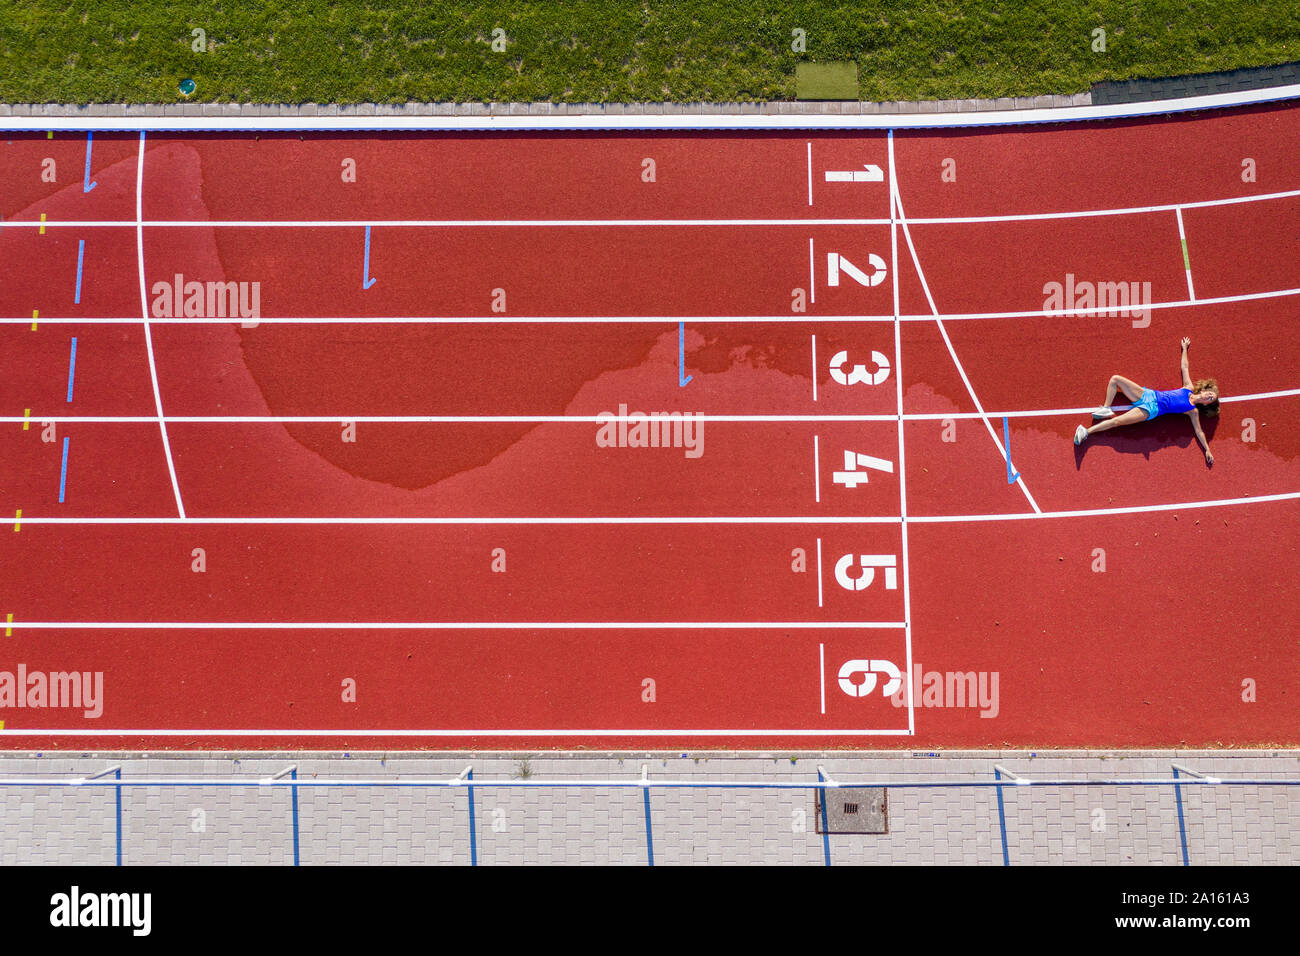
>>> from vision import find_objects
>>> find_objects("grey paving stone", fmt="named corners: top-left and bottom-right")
top-left (0, 759), bottom-right (1293, 865)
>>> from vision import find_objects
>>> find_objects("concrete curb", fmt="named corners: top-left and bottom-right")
top-left (0, 95), bottom-right (1092, 117)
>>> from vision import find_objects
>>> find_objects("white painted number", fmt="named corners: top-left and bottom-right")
top-left (834, 554), bottom-right (898, 591)
top-left (827, 252), bottom-right (887, 288)
top-left (832, 450), bottom-right (894, 488)
top-left (824, 164), bottom-right (884, 183)
top-left (837, 659), bottom-right (902, 698)
top-left (829, 349), bottom-right (890, 386)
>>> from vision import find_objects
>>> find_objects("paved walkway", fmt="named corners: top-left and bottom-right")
top-left (1, 751), bottom-right (1293, 865)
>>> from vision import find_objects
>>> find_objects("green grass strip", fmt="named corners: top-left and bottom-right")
top-left (0, 1), bottom-right (1297, 104)
top-left (796, 62), bottom-right (858, 100)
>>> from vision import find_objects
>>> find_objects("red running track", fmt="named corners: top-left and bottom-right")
top-left (0, 105), bottom-right (1297, 749)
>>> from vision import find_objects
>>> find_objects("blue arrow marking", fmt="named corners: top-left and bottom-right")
top-left (59, 437), bottom-right (70, 503)
top-left (74, 239), bottom-right (85, 304)
top-left (678, 322), bottom-right (692, 387)
top-left (363, 225), bottom-right (377, 289)
top-left (1003, 416), bottom-right (1020, 484)
top-left (66, 337), bottom-right (77, 402)
top-left (83, 132), bottom-right (97, 192)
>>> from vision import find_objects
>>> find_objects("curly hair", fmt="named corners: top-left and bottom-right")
top-left (1193, 378), bottom-right (1220, 417)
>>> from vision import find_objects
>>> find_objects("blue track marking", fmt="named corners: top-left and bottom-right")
top-left (1003, 417), bottom-right (1020, 484)
top-left (58, 437), bottom-right (70, 503)
top-left (994, 768), bottom-right (1011, 865)
top-left (291, 768), bottom-right (301, 866)
top-left (466, 770), bottom-right (478, 866)
top-left (816, 770), bottom-right (831, 866)
top-left (114, 768), bottom-right (123, 865)
top-left (83, 132), bottom-right (97, 193)
top-left (643, 787), bottom-right (655, 866)
top-left (66, 337), bottom-right (77, 402)
top-left (678, 322), bottom-right (692, 387)
top-left (74, 239), bottom-right (85, 304)
top-left (1173, 767), bottom-right (1190, 866)
top-left (363, 225), bottom-right (377, 289)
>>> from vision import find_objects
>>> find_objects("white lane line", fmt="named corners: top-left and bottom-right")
top-left (819, 642), bottom-right (826, 715)
top-left (910, 490), bottom-right (1300, 521)
top-left (4, 184), bottom-right (1299, 227)
top-left (807, 142), bottom-right (814, 206)
top-left (15, 516), bottom-right (907, 525)
top-left (9, 620), bottom-right (908, 630)
top-left (816, 536), bottom-right (824, 608)
top-left (1176, 206), bottom-right (1196, 301)
top-left (136, 132), bottom-right (186, 519)
top-left (0, 728), bottom-right (917, 736)
top-left (809, 237), bottom-right (816, 304)
top-left (907, 185), bottom-right (1300, 224)
top-left (813, 434), bottom-right (821, 503)
top-left (890, 149), bottom-right (1042, 514)
top-left (12, 491), bottom-right (1300, 525)
top-left (889, 130), bottom-right (917, 737)
top-left (5, 283), bottom-right (1299, 324)
top-left (895, 284), bottom-right (1300, 320)
top-left (7, 388), bottom-right (1296, 425)
top-left (811, 333), bottom-right (818, 400)
top-left (2, 217), bottom-right (898, 227)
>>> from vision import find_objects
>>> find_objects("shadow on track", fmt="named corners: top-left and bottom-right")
top-left (1074, 416), bottom-right (1219, 469)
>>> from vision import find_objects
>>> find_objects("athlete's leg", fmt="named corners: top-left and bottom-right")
top-left (1103, 375), bottom-right (1145, 407)
top-left (1087, 407), bottom-right (1148, 435)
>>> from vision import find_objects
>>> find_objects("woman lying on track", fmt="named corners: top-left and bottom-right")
top-left (1073, 337), bottom-right (1219, 465)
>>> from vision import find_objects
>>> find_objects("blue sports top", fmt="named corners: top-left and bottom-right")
top-left (1154, 387), bottom-right (1195, 417)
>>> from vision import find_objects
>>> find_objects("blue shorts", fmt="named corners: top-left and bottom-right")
top-left (1135, 388), bottom-right (1160, 420)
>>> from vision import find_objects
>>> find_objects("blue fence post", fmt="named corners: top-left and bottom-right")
top-left (291, 768), bottom-right (300, 866)
top-left (816, 769), bottom-right (831, 866)
top-left (114, 768), bottom-right (122, 866)
top-left (1172, 766), bottom-right (1190, 866)
top-left (466, 769), bottom-right (478, 867)
top-left (641, 765), bottom-right (655, 866)
top-left (993, 768), bottom-right (1010, 866)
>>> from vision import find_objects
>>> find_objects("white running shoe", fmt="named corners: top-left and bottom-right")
top-left (1074, 425), bottom-right (1088, 445)
top-left (1091, 407), bottom-right (1114, 420)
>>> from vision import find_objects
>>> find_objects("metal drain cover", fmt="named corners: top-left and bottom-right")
top-left (816, 787), bottom-right (887, 834)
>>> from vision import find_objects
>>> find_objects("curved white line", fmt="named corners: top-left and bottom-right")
top-left (3, 386), bottom-right (1296, 425)
top-left (3, 183), bottom-right (1298, 230)
top-left (2, 181), bottom-right (1297, 229)
top-left (136, 133), bottom-right (187, 519)
top-left (6, 82), bottom-right (1300, 130)
top-left (891, 153), bottom-right (1042, 513)
top-left (913, 490), bottom-right (1300, 522)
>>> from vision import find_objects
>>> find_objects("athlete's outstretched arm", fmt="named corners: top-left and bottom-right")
top-left (1180, 337), bottom-right (1193, 389)
top-left (1186, 409), bottom-right (1213, 465)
